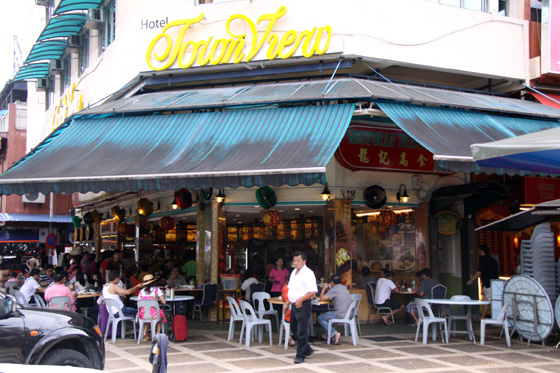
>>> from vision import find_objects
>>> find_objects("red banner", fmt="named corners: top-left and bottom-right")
top-left (335, 124), bottom-right (435, 173)
top-left (524, 176), bottom-right (560, 204)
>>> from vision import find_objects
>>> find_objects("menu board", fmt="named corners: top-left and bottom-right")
top-left (353, 212), bottom-right (416, 275)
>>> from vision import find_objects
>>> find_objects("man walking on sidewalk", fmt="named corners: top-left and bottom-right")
top-left (285, 251), bottom-right (318, 364)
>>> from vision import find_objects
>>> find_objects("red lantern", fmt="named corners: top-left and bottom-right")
top-left (160, 216), bottom-right (175, 231)
top-left (262, 210), bottom-right (282, 227)
top-left (379, 209), bottom-right (397, 227)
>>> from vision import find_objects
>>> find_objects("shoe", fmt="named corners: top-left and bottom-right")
top-left (306, 347), bottom-right (314, 357)
top-left (294, 357), bottom-right (305, 364)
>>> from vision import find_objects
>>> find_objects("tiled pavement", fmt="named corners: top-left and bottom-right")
top-left (103, 322), bottom-right (560, 373)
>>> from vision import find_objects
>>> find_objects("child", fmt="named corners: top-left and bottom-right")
top-left (136, 274), bottom-right (167, 341)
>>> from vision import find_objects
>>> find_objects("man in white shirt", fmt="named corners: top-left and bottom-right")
top-left (20, 269), bottom-right (45, 303)
top-left (285, 251), bottom-right (317, 364)
top-left (240, 272), bottom-right (259, 301)
top-left (374, 271), bottom-right (404, 325)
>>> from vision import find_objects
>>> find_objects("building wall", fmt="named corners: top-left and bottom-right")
top-left (26, 0), bottom-right (530, 151)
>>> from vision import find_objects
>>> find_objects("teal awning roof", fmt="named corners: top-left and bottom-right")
top-left (54, 0), bottom-right (104, 15)
top-left (25, 40), bottom-right (68, 64)
top-left (377, 102), bottom-right (560, 175)
top-left (0, 104), bottom-right (355, 195)
top-left (14, 63), bottom-right (50, 81)
top-left (38, 13), bottom-right (87, 41)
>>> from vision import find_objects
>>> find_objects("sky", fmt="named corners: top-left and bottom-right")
top-left (0, 0), bottom-right (43, 87)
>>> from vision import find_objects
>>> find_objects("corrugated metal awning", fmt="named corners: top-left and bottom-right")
top-left (25, 40), bottom-right (68, 64)
top-left (14, 63), bottom-right (50, 81)
top-left (0, 104), bottom-right (354, 195)
top-left (54, 0), bottom-right (104, 15)
top-left (376, 102), bottom-right (560, 175)
top-left (0, 214), bottom-right (73, 223)
top-left (38, 13), bottom-right (87, 41)
top-left (78, 78), bottom-right (560, 119)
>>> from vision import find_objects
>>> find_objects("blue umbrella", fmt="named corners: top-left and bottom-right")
top-left (470, 126), bottom-right (560, 174)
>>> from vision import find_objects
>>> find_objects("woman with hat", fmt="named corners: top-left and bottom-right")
top-left (137, 274), bottom-right (167, 342)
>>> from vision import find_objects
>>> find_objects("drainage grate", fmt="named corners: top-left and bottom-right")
top-left (364, 336), bottom-right (404, 342)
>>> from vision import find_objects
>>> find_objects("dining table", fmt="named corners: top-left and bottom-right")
top-left (423, 298), bottom-right (490, 342)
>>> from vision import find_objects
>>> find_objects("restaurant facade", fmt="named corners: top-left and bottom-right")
top-left (2, 0), bottom-right (560, 299)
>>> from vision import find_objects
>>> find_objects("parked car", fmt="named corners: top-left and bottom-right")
top-left (0, 293), bottom-right (104, 369)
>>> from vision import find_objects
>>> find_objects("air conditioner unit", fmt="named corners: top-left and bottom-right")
top-left (67, 35), bottom-right (82, 53)
top-left (36, 78), bottom-right (50, 91)
top-left (85, 8), bottom-right (103, 29)
top-left (49, 59), bottom-right (64, 75)
top-left (35, 0), bottom-right (49, 6)
top-left (22, 193), bottom-right (46, 204)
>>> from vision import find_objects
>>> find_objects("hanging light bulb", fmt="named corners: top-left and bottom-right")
top-left (396, 184), bottom-right (410, 203)
top-left (320, 184), bottom-right (331, 201)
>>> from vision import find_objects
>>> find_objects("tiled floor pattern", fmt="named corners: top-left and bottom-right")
top-left (104, 327), bottom-right (560, 372)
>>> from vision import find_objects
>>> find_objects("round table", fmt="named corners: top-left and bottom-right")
top-left (76, 292), bottom-right (102, 299)
top-left (130, 295), bottom-right (194, 302)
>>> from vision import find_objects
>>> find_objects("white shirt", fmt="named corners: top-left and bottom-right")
top-left (20, 277), bottom-right (40, 302)
top-left (241, 277), bottom-right (259, 301)
top-left (103, 283), bottom-right (124, 314)
top-left (287, 264), bottom-right (318, 303)
top-left (374, 277), bottom-right (396, 305)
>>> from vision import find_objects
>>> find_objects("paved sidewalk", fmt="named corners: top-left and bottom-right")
top-left (103, 323), bottom-right (560, 373)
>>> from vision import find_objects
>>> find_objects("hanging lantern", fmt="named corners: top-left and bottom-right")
top-left (137, 198), bottom-right (154, 216)
top-left (160, 216), bottom-right (175, 231)
top-left (262, 210), bottom-right (282, 227)
top-left (379, 209), bottom-right (397, 227)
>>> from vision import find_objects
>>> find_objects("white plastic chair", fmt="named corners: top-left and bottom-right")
top-left (226, 296), bottom-right (245, 342)
top-left (5, 282), bottom-right (20, 294)
top-left (238, 300), bottom-right (272, 348)
top-left (13, 290), bottom-right (29, 306)
top-left (447, 295), bottom-right (476, 342)
top-left (480, 302), bottom-right (511, 347)
top-left (48, 296), bottom-right (72, 311)
top-left (415, 298), bottom-right (449, 344)
top-left (278, 304), bottom-right (291, 349)
top-left (137, 299), bottom-right (166, 344)
top-left (104, 298), bottom-right (137, 344)
top-left (346, 293), bottom-right (362, 336)
top-left (32, 294), bottom-right (46, 308)
top-left (252, 292), bottom-right (279, 332)
top-left (328, 299), bottom-right (359, 346)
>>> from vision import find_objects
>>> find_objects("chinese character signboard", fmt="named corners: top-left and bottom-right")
top-left (523, 176), bottom-right (560, 204)
top-left (335, 124), bottom-right (435, 173)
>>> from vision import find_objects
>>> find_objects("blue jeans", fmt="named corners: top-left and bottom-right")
top-left (318, 311), bottom-right (338, 337)
top-left (115, 306), bottom-right (137, 318)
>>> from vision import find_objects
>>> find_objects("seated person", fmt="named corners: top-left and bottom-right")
top-left (45, 272), bottom-right (76, 311)
top-left (406, 268), bottom-right (440, 326)
top-left (374, 271), bottom-right (405, 325)
top-left (357, 267), bottom-right (377, 287)
top-left (137, 274), bottom-right (167, 341)
top-left (20, 269), bottom-right (45, 303)
top-left (39, 265), bottom-right (54, 287)
top-left (102, 270), bottom-right (143, 317)
top-left (318, 274), bottom-right (352, 344)
top-left (167, 266), bottom-right (187, 288)
top-left (240, 271), bottom-right (259, 302)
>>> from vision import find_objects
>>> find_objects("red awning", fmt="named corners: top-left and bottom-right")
top-left (531, 92), bottom-right (560, 110)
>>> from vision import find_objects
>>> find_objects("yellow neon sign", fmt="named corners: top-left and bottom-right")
top-left (52, 83), bottom-right (83, 131)
top-left (146, 6), bottom-right (332, 71)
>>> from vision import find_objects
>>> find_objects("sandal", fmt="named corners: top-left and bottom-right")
top-left (330, 337), bottom-right (341, 345)
top-left (143, 335), bottom-right (150, 342)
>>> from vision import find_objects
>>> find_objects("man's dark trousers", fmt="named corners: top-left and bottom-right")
top-left (290, 300), bottom-right (313, 360)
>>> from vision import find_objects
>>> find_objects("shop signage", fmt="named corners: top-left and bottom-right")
top-left (543, 0), bottom-right (560, 75)
top-left (52, 83), bottom-right (83, 131)
top-left (100, 219), bottom-right (118, 236)
top-left (146, 6), bottom-right (332, 71)
top-left (524, 176), bottom-right (560, 204)
top-left (335, 124), bottom-right (435, 173)
top-left (435, 211), bottom-right (462, 235)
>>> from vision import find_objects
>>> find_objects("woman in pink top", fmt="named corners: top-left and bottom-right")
top-left (268, 257), bottom-right (289, 297)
